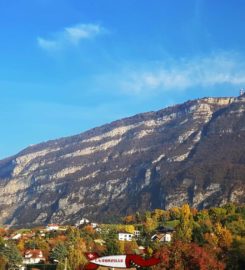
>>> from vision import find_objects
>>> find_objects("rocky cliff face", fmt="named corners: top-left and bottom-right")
top-left (0, 96), bottom-right (245, 226)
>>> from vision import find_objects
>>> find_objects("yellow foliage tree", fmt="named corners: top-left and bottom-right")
top-left (124, 240), bottom-right (138, 254)
top-left (67, 238), bottom-right (87, 270)
top-left (17, 238), bottom-right (25, 253)
top-left (152, 209), bottom-right (165, 221)
top-left (214, 223), bottom-right (233, 250)
top-left (0, 256), bottom-right (7, 270)
top-left (175, 204), bottom-right (193, 242)
top-left (118, 241), bottom-right (125, 254)
top-left (125, 225), bottom-right (135, 234)
top-left (170, 207), bottom-right (181, 220)
top-left (204, 232), bottom-right (219, 248)
top-left (144, 217), bottom-right (158, 233)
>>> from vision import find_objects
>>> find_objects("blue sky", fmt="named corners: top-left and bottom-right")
top-left (0, 0), bottom-right (245, 159)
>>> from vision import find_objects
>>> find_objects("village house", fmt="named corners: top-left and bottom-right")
top-left (10, 231), bottom-right (35, 241)
top-left (118, 232), bottom-right (134, 241)
top-left (133, 230), bottom-right (140, 238)
top-left (11, 233), bottom-right (22, 240)
top-left (151, 226), bottom-right (175, 242)
top-left (23, 249), bottom-right (45, 265)
top-left (95, 227), bottom-right (102, 233)
top-left (75, 218), bottom-right (90, 227)
top-left (46, 224), bottom-right (59, 231)
top-left (37, 230), bottom-right (46, 237)
top-left (91, 222), bottom-right (98, 228)
top-left (151, 233), bottom-right (172, 242)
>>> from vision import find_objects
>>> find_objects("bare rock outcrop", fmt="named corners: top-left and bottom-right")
top-left (0, 96), bottom-right (244, 226)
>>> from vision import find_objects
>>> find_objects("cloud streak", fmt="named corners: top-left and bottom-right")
top-left (117, 52), bottom-right (245, 95)
top-left (37, 23), bottom-right (105, 50)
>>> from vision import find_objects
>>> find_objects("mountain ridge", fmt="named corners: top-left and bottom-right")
top-left (0, 95), bottom-right (244, 226)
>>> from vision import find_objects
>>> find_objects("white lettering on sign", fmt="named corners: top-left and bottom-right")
top-left (91, 255), bottom-right (127, 268)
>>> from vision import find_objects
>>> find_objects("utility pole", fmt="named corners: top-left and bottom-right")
top-left (64, 257), bottom-right (68, 270)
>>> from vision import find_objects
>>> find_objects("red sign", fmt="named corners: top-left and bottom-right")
top-left (84, 253), bottom-right (160, 269)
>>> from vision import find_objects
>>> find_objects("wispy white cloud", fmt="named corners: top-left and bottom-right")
top-left (116, 52), bottom-right (245, 95)
top-left (65, 24), bottom-right (102, 44)
top-left (37, 23), bottom-right (106, 50)
top-left (37, 38), bottom-right (58, 50)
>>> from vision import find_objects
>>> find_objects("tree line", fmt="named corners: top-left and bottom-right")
top-left (0, 203), bottom-right (244, 269)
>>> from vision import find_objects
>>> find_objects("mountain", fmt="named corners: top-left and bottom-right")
top-left (0, 95), bottom-right (245, 226)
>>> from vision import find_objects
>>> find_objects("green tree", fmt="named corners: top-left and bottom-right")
top-left (227, 219), bottom-right (245, 237)
top-left (227, 237), bottom-right (245, 270)
top-left (103, 239), bottom-right (121, 255)
top-left (50, 242), bottom-right (68, 263)
top-left (135, 211), bottom-right (142, 223)
top-left (223, 203), bottom-right (236, 215)
top-left (66, 227), bottom-right (81, 243)
top-left (0, 242), bottom-right (22, 268)
top-left (209, 207), bottom-right (227, 224)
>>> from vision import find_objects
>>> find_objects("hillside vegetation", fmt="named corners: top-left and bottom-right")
top-left (0, 203), bottom-right (244, 269)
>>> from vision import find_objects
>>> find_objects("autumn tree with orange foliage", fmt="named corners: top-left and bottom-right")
top-left (154, 241), bottom-right (225, 270)
top-left (124, 215), bottom-right (135, 224)
top-left (83, 225), bottom-right (96, 235)
top-left (48, 234), bottom-right (67, 249)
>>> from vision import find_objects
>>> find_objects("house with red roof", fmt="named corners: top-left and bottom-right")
top-left (23, 249), bottom-right (45, 265)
